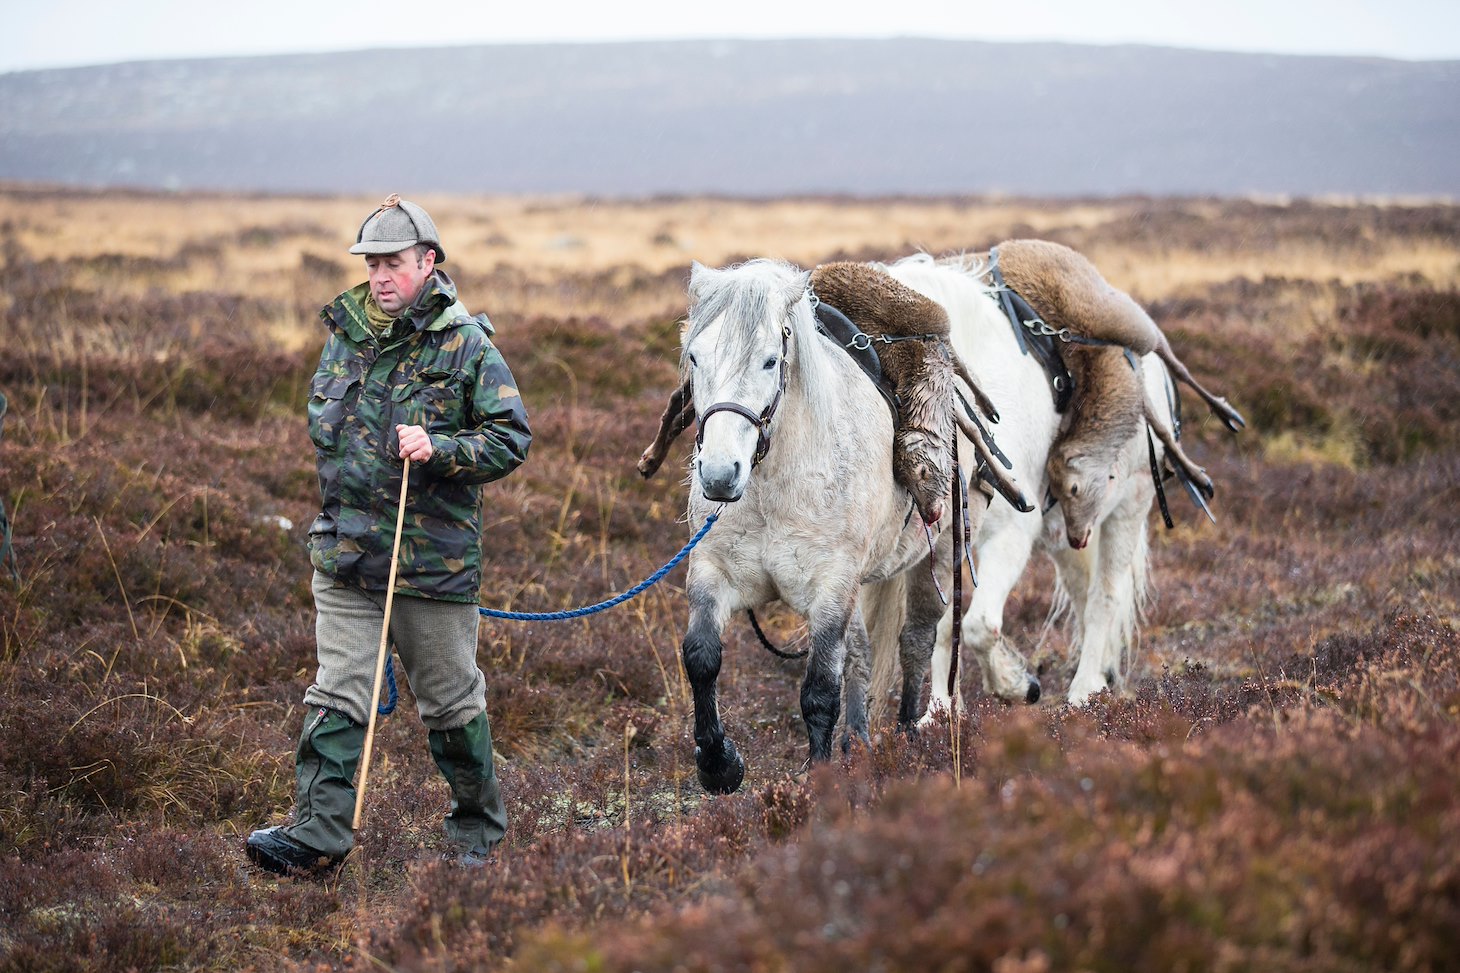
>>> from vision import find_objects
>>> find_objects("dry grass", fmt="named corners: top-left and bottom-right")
top-left (1, 185), bottom-right (1458, 972)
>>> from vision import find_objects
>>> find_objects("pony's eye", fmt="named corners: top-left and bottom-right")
top-left (762, 357), bottom-right (777, 370)
top-left (688, 353), bottom-right (698, 368)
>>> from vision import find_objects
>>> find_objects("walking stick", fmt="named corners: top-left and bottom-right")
top-left (353, 457), bottom-right (410, 830)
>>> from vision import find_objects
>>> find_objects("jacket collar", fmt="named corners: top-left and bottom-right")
top-left (321, 270), bottom-right (465, 343)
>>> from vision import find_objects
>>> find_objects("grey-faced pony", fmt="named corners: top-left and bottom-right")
top-left (676, 258), bottom-right (962, 793)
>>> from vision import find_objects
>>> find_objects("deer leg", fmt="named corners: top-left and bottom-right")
top-left (1152, 335), bottom-right (1246, 433)
top-left (954, 409), bottom-right (1032, 513)
top-left (950, 354), bottom-right (1003, 424)
top-left (638, 381), bottom-right (695, 478)
top-left (1144, 399), bottom-right (1215, 499)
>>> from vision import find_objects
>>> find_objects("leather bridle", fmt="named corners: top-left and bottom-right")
top-left (694, 322), bottom-right (792, 469)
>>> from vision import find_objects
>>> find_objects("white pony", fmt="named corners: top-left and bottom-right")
top-left (864, 253), bottom-right (1188, 711)
top-left (676, 258), bottom-right (955, 793)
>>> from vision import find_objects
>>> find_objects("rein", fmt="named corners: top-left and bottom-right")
top-left (948, 436), bottom-right (966, 703)
top-left (695, 323), bottom-right (791, 468)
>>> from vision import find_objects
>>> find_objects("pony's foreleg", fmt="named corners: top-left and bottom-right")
top-left (681, 585), bottom-right (745, 794)
top-left (803, 602), bottom-right (854, 763)
top-left (840, 604), bottom-right (872, 754)
top-left (1054, 483), bottom-right (1152, 705)
top-left (637, 381), bottom-right (695, 479)
top-left (1093, 489), bottom-right (1151, 691)
top-left (1050, 537), bottom-right (1102, 705)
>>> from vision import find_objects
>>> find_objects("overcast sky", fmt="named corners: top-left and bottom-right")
top-left (4, 0), bottom-right (1458, 73)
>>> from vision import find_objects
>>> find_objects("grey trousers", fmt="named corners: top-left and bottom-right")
top-left (304, 570), bottom-right (487, 729)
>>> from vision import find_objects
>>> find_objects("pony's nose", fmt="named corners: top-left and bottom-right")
top-left (698, 457), bottom-right (744, 502)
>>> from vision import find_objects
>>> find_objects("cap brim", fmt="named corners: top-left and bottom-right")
top-left (349, 240), bottom-right (416, 255)
top-left (347, 241), bottom-right (446, 262)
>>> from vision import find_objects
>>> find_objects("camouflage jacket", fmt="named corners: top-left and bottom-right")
top-left (307, 271), bottom-right (531, 602)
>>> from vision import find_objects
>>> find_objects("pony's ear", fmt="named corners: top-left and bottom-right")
top-left (785, 269), bottom-right (812, 306)
top-left (688, 260), bottom-right (712, 301)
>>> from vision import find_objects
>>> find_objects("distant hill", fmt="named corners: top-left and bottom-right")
top-left (2, 39), bottom-right (1456, 197)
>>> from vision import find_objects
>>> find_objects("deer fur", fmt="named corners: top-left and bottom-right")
top-left (997, 238), bottom-right (1245, 433)
top-left (996, 239), bottom-right (1230, 546)
top-left (808, 262), bottom-right (956, 525)
top-left (1044, 345), bottom-right (1147, 548)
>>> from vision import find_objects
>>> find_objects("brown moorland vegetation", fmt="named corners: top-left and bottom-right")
top-left (1, 185), bottom-right (1458, 972)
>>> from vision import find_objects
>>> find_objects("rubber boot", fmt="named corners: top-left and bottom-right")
top-left (281, 706), bottom-right (366, 859)
top-left (428, 711), bottom-right (507, 861)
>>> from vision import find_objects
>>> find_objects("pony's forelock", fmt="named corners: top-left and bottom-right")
top-left (682, 259), bottom-right (836, 421)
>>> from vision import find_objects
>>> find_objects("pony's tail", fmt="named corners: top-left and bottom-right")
top-left (864, 574), bottom-right (910, 726)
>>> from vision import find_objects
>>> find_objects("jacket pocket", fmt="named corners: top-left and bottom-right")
top-left (308, 372), bottom-right (360, 450)
top-left (392, 367), bottom-right (466, 431)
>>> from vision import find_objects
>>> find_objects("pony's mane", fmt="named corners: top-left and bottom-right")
top-left (683, 258), bottom-right (838, 422)
top-left (882, 251), bottom-right (994, 288)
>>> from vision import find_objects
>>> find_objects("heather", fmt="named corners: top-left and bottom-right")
top-left (0, 189), bottom-right (1457, 972)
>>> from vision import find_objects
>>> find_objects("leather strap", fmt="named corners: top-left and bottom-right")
top-left (812, 298), bottom-right (900, 423)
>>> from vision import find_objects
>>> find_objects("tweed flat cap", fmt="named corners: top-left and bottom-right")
top-left (349, 193), bottom-right (446, 262)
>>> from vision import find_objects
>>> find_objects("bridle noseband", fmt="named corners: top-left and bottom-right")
top-left (695, 321), bottom-right (792, 469)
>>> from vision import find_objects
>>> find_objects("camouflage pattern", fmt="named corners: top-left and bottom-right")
top-left (307, 270), bottom-right (531, 603)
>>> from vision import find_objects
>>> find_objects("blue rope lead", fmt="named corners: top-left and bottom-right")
top-left (378, 655), bottom-right (398, 716)
top-left (478, 511), bottom-right (720, 621)
top-left (378, 511), bottom-right (717, 717)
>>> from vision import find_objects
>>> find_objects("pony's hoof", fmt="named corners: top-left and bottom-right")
top-left (839, 729), bottom-right (871, 755)
top-left (1025, 676), bottom-right (1042, 704)
top-left (695, 739), bottom-right (745, 794)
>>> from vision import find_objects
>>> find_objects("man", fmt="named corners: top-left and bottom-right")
top-left (246, 194), bottom-right (531, 875)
